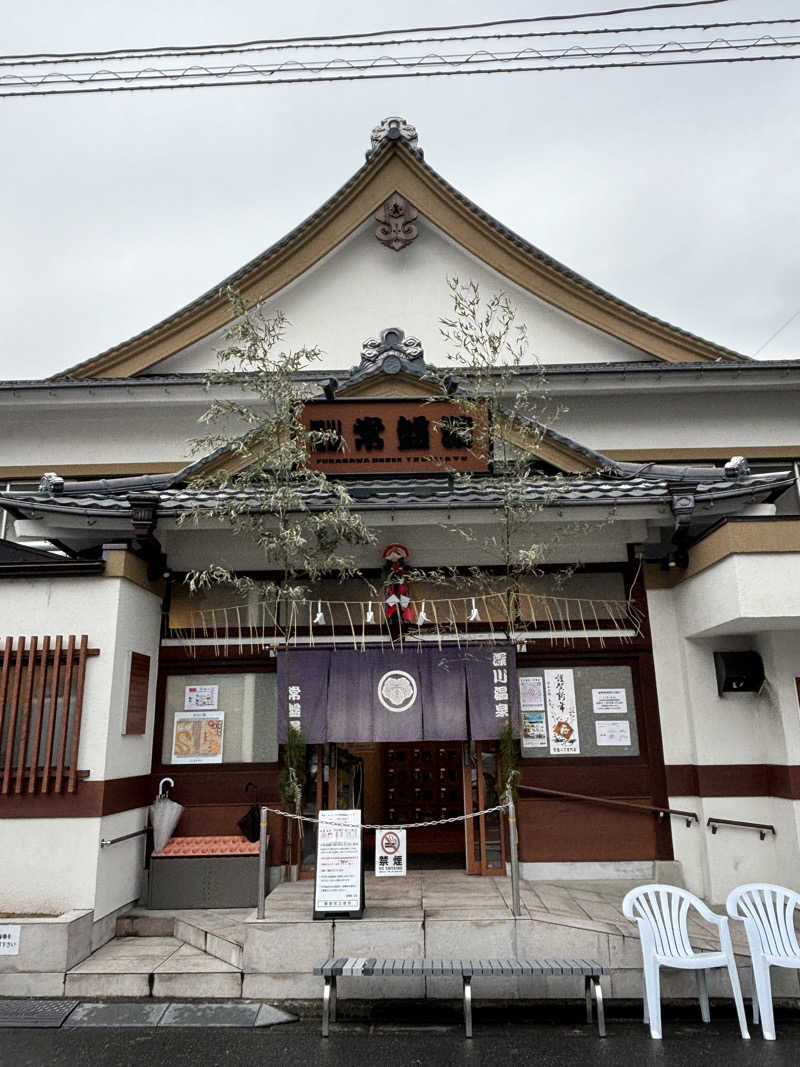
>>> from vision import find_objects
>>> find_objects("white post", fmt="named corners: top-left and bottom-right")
top-left (257, 806), bottom-right (268, 919)
top-left (504, 782), bottom-right (521, 917)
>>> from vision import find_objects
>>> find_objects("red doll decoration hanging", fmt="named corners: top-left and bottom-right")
top-left (382, 543), bottom-right (416, 625)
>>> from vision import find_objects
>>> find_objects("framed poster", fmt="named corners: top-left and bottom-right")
top-left (184, 684), bottom-right (219, 710)
top-left (314, 809), bottom-right (364, 919)
top-left (519, 675), bottom-right (545, 711)
top-left (171, 710), bottom-right (224, 764)
top-left (520, 710), bottom-right (548, 751)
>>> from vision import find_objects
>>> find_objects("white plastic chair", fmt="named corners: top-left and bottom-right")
top-left (726, 883), bottom-right (800, 1041)
top-left (622, 884), bottom-right (749, 1039)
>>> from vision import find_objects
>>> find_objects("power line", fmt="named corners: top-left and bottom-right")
top-left (3, 15), bottom-right (795, 67)
top-left (752, 308), bottom-right (800, 357)
top-left (0, 1), bottom-right (733, 62)
top-left (3, 34), bottom-right (796, 92)
top-left (0, 32), bottom-right (795, 94)
top-left (1, 49), bottom-right (795, 99)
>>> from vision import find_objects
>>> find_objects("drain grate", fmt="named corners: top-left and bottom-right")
top-left (0, 999), bottom-right (78, 1028)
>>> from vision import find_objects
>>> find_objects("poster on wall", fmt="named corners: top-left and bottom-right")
top-left (184, 684), bottom-right (219, 711)
top-left (314, 809), bottom-right (364, 918)
top-left (591, 688), bottom-right (628, 715)
top-left (171, 710), bottom-right (225, 764)
top-left (595, 720), bottom-right (631, 746)
top-left (544, 669), bottom-right (580, 755)
top-left (520, 710), bottom-right (548, 751)
top-left (519, 675), bottom-right (545, 711)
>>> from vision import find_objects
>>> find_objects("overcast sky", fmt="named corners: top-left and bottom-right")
top-left (2, 0), bottom-right (799, 379)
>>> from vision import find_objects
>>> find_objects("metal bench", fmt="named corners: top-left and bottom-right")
top-left (314, 957), bottom-right (608, 1038)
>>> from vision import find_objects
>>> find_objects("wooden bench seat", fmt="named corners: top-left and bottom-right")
top-left (314, 956), bottom-right (609, 1037)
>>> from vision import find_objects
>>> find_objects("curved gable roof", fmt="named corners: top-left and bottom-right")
top-left (57, 132), bottom-right (748, 380)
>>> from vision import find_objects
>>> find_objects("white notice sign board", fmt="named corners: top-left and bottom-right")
top-left (0, 925), bottom-right (21, 956)
top-left (375, 828), bottom-right (406, 877)
top-left (184, 684), bottom-right (219, 710)
top-left (595, 720), bottom-right (632, 746)
top-left (314, 809), bottom-right (363, 915)
top-left (592, 688), bottom-right (628, 715)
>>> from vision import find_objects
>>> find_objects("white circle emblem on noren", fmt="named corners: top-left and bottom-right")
top-left (377, 670), bottom-right (417, 713)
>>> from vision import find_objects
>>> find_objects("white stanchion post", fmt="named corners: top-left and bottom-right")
top-left (505, 783), bottom-right (521, 918)
top-left (257, 806), bottom-right (268, 919)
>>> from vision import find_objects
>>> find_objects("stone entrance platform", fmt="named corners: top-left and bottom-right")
top-left (26, 872), bottom-right (797, 1004)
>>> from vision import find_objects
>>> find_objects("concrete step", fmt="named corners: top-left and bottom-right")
top-left (65, 939), bottom-right (242, 999)
top-left (116, 908), bottom-right (248, 969)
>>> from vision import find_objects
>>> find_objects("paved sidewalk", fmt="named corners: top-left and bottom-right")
top-left (0, 998), bottom-right (296, 1029)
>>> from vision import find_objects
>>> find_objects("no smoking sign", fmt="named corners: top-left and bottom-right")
top-left (375, 827), bottom-right (406, 877)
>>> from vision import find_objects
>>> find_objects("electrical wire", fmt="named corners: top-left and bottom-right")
top-left (0, 0), bottom-right (734, 63)
top-left (752, 308), bottom-right (800, 357)
top-left (3, 34), bottom-right (796, 90)
top-left (0, 32), bottom-right (795, 95)
top-left (1, 49), bottom-right (795, 99)
top-left (3, 15), bottom-right (796, 66)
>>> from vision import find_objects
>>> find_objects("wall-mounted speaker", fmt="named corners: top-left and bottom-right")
top-left (714, 651), bottom-right (765, 696)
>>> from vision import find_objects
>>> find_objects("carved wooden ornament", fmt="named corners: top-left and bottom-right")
top-left (375, 193), bottom-right (419, 251)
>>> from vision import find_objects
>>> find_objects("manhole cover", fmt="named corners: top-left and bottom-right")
top-left (0, 999), bottom-right (78, 1028)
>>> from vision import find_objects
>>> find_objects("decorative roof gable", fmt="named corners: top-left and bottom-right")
top-left (56, 118), bottom-right (748, 380)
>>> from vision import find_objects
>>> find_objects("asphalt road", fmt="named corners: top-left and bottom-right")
top-left (2, 1009), bottom-right (800, 1067)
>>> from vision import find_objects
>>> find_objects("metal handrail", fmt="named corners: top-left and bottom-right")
top-left (707, 817), bottom-right (776, 841)
top-left (100, 828), bottom-right (148, 848)
top-left (516, 783), bottom-right (699, 827)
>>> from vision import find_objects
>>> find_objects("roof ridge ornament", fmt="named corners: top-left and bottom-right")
top-left (347, 327), bottom-right (429, 387)
top-left (367, 116), bottom-right (423, 160)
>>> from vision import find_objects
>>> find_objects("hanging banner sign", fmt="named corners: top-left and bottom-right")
top-left (544, 668), bottom-right (580, 755)
top-left (313, 809), bottom-right (364, 919)
top-left (375, 827), bottom-right (407, 877)
top-left (0, 925), bottom-right (21, 956)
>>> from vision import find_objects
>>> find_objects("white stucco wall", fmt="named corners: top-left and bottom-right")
top-left (0, 573), bottom-right (161, 918)
top-left (94, 807), bottom-right (148, 920)
top-left (151, 218), bottom-right (652, 375)
top-left (3, 377), bottom-right (798, 475)
top-left (648, 579), bottom-right (800, 901)
top-left (670, 797), bottom-right (800, 904)
top-left (0, 574), bottom-right (161, 781)
top-left (0, 817), bottom-right (100, 915)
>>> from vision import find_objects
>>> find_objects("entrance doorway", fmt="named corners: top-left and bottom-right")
top-left (298, 740), bottom-right (507, 876)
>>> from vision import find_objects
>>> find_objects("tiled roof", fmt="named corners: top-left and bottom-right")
top-left (6, 359), bottom-right (800, 392)
top-left (2, 470), bottom-right (792, 519)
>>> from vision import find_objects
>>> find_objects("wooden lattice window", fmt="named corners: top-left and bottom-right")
top-left (0, 635), bottom-right (98, 795)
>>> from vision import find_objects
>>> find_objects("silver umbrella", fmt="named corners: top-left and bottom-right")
top-left (149, 778), bottom-right (184, 853)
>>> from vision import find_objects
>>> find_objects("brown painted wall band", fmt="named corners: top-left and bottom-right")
top-left (3, 763), bottom-right (799, 820)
